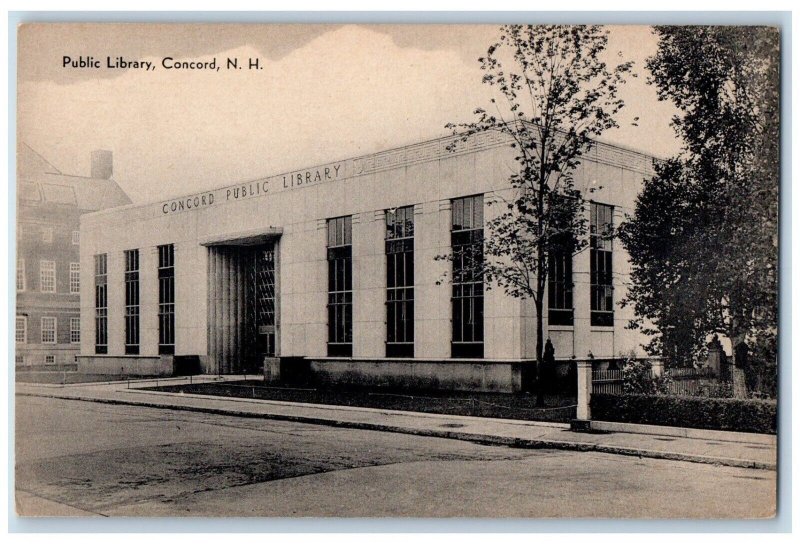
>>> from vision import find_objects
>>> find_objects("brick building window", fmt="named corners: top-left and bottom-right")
top-left (451, 195), bottom-right (484, 359)
top-left (41, 316), bottom-right (56, 344)
top-left (95, 254), bottom-right (108, 354)
top-left (16, 316), bottom-right (27, 343)
top-left (72, 230), bottom-right (80, 245)
top-left (124, 249), bottom-right (140, 354)
top-left (386, 206), bottom-right (414, 358)
top-left (590, 203), bottom-right (614, 327)
top-left (327, 216), bottom-right (353, 357)
top-left (45, 355), bottom-right (55, 365)
top-left (40, 260), bottom-right (56, 293)
top-left (17, 258), bottom-right (25, 291)
top-left (70, 317), bottom-right (81, 344)
top-left (70, 263), bottom-right (80, 294)
top-left (158, 244), bottom-right (175, 355)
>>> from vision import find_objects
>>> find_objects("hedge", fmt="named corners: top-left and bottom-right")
top-left (591, 393), bottom-right (777, 434)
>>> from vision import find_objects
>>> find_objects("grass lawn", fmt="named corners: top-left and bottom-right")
top-left (146, 380), bottom-right (577, 422)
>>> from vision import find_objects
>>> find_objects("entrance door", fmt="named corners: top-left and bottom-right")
top-left (244, 243), bottom-right (277, 371)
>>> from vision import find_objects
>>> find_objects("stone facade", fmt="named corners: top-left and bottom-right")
top-left (79, 131), bottom-right (658, 390)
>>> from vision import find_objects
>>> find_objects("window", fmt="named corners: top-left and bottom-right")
top-left (16, 316), bottom-right (27, 343)
top-left (42, 226), bottom-right (53, 243)
top-left (17, 258), bottom-right (25, 291)
top-left (327, 216), bottom-right (353, 357)
top-left (45, 354), bottom-right (55, 365)
top-left (124, 249), bottom-right (140, 354)
top-left (72, 230), bottom-right (80, 245)
top-left (40, 260), bottom-right (56, 293)
top-left (386, 206), bottom-right (415, 357)
top-left (15, 355), bottom-right (24, 366)
top-left (451, 195), bottom-right (484, 358)
top-left (95, 254), bottom-right (108, 354)
top-left (70, 317), bottom-right (81, 344)
top-left (70, 263), bottom-right (80, 294)
top-left (158, 244), bottom-right (175, 355)
top-left (590, 203), bottom-right (614, 326)
top-left (548, 234), bottom-right (574, 326)
top-left (41, 316), bottom-right (56, 344)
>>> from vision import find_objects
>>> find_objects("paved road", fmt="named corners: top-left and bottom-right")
top-left (14, 396), bottom-right (775, 518)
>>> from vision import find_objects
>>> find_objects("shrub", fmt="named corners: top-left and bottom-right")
top-left (621, 356), bottom-right (672, 395)
top-left (591, 393), bottom-right (777, 434)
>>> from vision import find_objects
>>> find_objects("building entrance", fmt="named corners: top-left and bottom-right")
top-left (243, 244), bottom-right (277, 370)
top-left (206, 236), bottom-right (280, 375)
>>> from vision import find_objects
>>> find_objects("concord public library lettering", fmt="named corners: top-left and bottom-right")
top-left (79, 131), bottom-right (658, 392)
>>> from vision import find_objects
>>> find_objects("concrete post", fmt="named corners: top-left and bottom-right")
top-left (651, 357), bottom-right (664, 378)
top-left (576, 359), bottom-right (592, 421)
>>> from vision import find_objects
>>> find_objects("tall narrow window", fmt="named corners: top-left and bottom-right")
top-left (69, 263), bottom-right (80, 294)
top-left (386, 206), bottom-right (414, 357)
top-left (451, 195), bottom-right (484, 358)
top-left (40, 260), bottom-right (56, 293)
top-left (124, 249), bottom-right (140, 354)
top-left (327, 216), bottom-right (353, 357)
top-left (72, 230), bottom-right (80, 245)
top-left (16, 316), bottom-right (27, 343)
top-left (17, 258), bottom-right (25, 291)
top-left (95, 254), bottom-right (108, 354)
top-left (590, 203), bottom-right (614, 326)
top-left (158, 244), bottom-right (175, 355)
top-left (41, 316), bottom-right (56, 344)
top-left (70, 317), bottom-right (81, 344)
top-left (548, 234), bottom-right (574, 326)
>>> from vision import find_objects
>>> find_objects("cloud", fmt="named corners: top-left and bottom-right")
top-left (17, 24), bottom-right (680, 203)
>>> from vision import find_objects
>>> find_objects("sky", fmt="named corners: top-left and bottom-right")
top-left (17, 24), bottom-right (681, 203)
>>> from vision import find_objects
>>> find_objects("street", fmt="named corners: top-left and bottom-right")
top-left (15, 395), bottom-right (776, 518)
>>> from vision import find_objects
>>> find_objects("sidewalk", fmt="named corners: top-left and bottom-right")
top-left (15, 376), bottom-right (777, 471)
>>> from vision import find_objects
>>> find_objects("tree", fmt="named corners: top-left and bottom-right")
top-left (618, 27), bottom-right (779, 391)
top-left (445, 25), bottom-right (633, 402)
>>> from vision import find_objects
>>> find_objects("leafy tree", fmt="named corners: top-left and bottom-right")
top-left (445, 25), bottom-right (633, 401)
top-left (618, 27), bottom-right (779, 388)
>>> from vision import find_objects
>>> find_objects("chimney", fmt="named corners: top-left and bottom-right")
top-left (91, 149), bottom-right (113, 179)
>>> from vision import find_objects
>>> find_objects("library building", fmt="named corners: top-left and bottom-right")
top-left (78, 130), bottom-right (657, 392)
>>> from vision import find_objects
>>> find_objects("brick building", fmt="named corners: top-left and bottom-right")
top-left (15, 144), bottom-right (131, 369)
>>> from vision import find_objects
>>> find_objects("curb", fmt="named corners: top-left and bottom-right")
top-left (16, 391), bottom-right (776, 471)
top-left (587, 419), bottom-right (776, 446)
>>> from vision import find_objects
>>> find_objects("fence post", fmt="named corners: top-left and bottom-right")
top-left (651, 357), bottom-right (664, 378)
top-left (575, 359), bottom-right (592, 425)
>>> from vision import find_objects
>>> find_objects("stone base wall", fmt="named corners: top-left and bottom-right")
top-left (294, 358), bottom-right (529, 393)
top-left (76, 355), bottom-right (175, 377)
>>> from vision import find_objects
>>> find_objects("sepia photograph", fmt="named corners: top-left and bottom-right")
top-left (12, 19), bottom-right (781, 522)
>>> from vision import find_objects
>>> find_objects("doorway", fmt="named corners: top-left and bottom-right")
top-left (244, 244), bottom-right (277, 371)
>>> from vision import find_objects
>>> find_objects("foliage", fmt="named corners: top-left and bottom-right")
top-left (617, 27), bottom-right (779, 371)
top-left (443, 25), bottom-right (633, 392)
top-left (621, 356), bottom-right (672, 395)
top-left (591, 393), bottom-right (777, 434)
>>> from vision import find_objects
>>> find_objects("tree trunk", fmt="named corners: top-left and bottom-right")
top-left (534, 294), bottom-right (545, 407)
top-left (535, 242), bottom-right (546, 407)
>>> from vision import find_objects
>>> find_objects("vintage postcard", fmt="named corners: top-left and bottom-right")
top-left (14, 22), bottom-right (779, 519)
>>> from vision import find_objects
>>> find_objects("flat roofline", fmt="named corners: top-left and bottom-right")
top-left (81, 128), bottom-right (665, 221)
